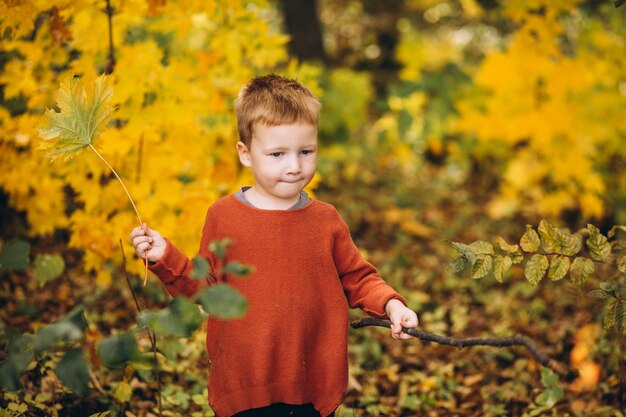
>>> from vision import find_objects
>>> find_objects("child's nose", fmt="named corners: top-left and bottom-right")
top-left (287, 155), bottom-right (302, 174)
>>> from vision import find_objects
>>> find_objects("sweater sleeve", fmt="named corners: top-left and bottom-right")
top-left (332, 213), bottom-right (407, 319)
top-left (147, 207), bottom-right (215, 298)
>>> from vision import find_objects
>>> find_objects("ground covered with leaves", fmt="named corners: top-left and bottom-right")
top-left (1, 171), bottom-right (624, 417)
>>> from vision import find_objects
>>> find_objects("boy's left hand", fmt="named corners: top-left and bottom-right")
top-left (384, 298), bottom-right (419, 340)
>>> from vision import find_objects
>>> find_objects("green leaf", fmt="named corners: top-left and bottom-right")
top-left (0, 335), bottom-right (34, 391)
top-left (0, 240), bottom-right (30, 271)
top-left (209, 238), bottom-right (233, 260)
top-left (496, 237), bottom-right (519, 253)
top-left (570, 257), bottom-right (595, 287)
top-left (98, 332), bottom-right (141, 369)
top-left (471, 255), bottom-right (493, 279)
top-left (586, 224), bottom-right (611, 261)
top-left (557, 230), bottom-right (582, 256)
top-left (538, 220), bottom-right (560, 253)
top-left (493, 255), bottom-right (512, 283)
top-left (112, 381), bottom-right (132, 404)
top-left (524, 254), bottom-right (548, 286)
top-left (198, 284), bottom-right (248, 319)
top-left (34, 306), bottom-right (88, 354)
top-left (401, 394), bottom-right (420, 410)
top-left (540, 367), bottom-right (559, 388)
top-left (140, 296), bottom-right (203, 338)
top-left (223, 261), bottom-right (253, 277)
top-left (520, 225), bottom-right (541, 252)
top-left (511, 253), bottom-right (524, 264)
top-left (548, 256), bottom-right (570, 281)
top-left (451, 241), bottom-right (477, 265)
top-left (536, 387), bottom-right (563, 408)
top-left (603, 298), bottom-right (619, 330)
top-left (190, 256), bottom-right (211, 280)
top-left (56, 349), bottom-right (90, 396)
top-left (588, 289), bottom-right (610, 299)
top-left (468, 241), bottom-right (494, 255)
top-left (446, 256), bottom-right (468, 274)
top-left (34, 254), bottom-right (65, 286)
top-left (38, 75), bottom-right (115, 161)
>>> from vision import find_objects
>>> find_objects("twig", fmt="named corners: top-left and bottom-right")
top-left (89, 370), bottom-right (105, 395)
top-left (104, 0), bottom-right (116, 74)
top-left (119, 240), bottom-right (163, 417)
top-left (351, 318), bottom-right (577, 379)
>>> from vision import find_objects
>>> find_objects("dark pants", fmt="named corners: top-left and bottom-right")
top-left (229, 402), bottom-right (334, 417)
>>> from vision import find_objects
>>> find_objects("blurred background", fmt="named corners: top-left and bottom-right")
top-left (1, 0), bottom-right (625, 416)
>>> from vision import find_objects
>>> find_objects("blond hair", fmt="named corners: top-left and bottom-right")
top-left (234, 74), bottom-right (321, 147)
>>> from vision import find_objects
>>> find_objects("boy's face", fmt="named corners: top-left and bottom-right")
top-left (237, 123), bottom-right (317, 208)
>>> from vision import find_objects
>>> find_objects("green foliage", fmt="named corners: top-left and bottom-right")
top-left (223, 261), bottom-right (253, 278)
top-left (548, 256), bottom-right (570, 282)
top-left (208, 238), bottom-right (233, 261)
top-left (520, 225), bottom-right (541, 253)
top-left (38, 75), bottom-right (115, 161)
top-left (536, 368), bottom-right (563, 408)
top-left (0, 335), bottom-right (34, 391)
top-left (97, 332), bottom-right (143, 370)
top-left (198, 284), bottom-right (248, 319)
top-left (190, 256), bottom-right (211, 280)
top-left (0, 240), bottom-right (30, 271)
top-left (1, 239), bottom-right (66, 288)
top-left (449, 219), bottom-right (626, 336)
top-left (56, 349), bottom-right (90, 396)
top-left (33, 306), bottom-right (88, 354)
top-left (34, 254), bottom-right (65, 287)
top-left (587, 224), bottom-right (611, 261)
top-left (524, 254), bottom-right (549, 287)
top-left (140, 296), bottom-right (204, 338)
top-left (570, 257), bottom-right (596, 287)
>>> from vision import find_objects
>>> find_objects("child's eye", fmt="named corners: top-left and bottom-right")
top-left (301, 149), bottom-right (315, 155)
top-left (270, 152), bottom-right (283, 157)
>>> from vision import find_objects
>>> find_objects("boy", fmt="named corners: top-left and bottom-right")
top-left (130, 74), bottom-right (419, 417)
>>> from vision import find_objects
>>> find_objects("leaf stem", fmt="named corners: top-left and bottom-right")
top-left (89, 144), bottom-right (142, 225)
top-left (90, 144), bottom-right (149, 284)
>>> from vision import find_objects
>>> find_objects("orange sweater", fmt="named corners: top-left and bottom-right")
top-left (149, 196), bottom-right (406, 417)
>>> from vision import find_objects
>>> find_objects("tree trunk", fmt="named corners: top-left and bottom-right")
top-left (278, 0), bottom-right (327, 64)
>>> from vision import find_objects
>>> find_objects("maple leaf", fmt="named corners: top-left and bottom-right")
top-left (38, 74), bottom-right (115, 161)
top-left (38, 74), bottom-right (148, 283)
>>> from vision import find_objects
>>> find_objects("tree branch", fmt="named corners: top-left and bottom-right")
top-left (351, 318), bottom-right (577, 380)
top-left (104, 0), bottom-right (116, 74)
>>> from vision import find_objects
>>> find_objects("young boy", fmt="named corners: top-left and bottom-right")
top-left (130, 75), bottom-right (418, 417)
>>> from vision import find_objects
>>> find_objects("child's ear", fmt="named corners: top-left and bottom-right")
top-left (236, 141), bottom-right (252, 167)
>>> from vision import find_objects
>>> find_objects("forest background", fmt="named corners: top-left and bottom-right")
top-left (1, 0), bottom-right (625, 416)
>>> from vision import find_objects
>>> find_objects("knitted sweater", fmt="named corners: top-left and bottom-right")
top-left (148, 195), bottom-right (406, 417)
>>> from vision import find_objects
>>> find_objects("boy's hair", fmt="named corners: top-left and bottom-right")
top-left (234, 74), bottom-right (321, 147)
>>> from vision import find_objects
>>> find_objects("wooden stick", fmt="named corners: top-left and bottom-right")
top-left (351, 318), bottom-right (577, 379)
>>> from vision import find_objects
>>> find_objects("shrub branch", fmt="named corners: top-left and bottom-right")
top-left (351, 318), bottom-right (576, 379)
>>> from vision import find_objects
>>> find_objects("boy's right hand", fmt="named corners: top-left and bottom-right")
top-left (130, 223), bottom-right (166, 263)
